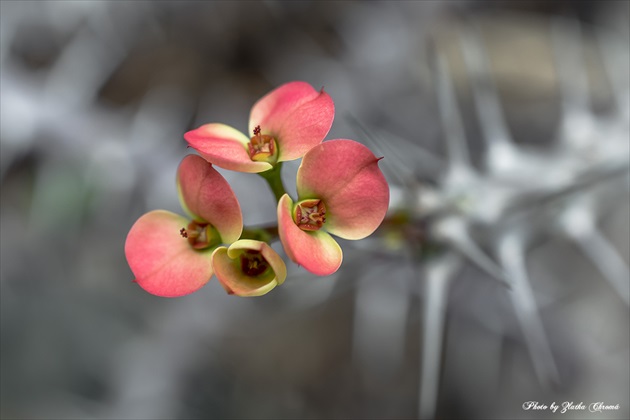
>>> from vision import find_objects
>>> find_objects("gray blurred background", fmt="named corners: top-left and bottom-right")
top-left (1, 1), bottom-right (628, 419)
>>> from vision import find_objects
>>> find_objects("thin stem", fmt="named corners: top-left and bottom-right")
top-left (240, 225), bottom-right (279, 243)
top-left (258, 163), bottom-right (286, 202)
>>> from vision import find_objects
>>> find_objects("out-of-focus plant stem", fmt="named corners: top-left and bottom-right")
top-left (259, 163), bottom-right (286, 202)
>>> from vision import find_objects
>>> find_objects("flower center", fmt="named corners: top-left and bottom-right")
top-left (248, 125), bottom-right (278, 163)
top-left (179, 221), bottom-right (220, 249)
top-left (294, 199), bottom-right (327, 231)
top-left (240, 250), bottom-right (270, 277)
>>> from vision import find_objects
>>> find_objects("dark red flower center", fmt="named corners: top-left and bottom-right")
top-left (294, 199), bottom-right (327, 231)
top-left (240, 250), bottom-right (270, 277)
top-left (179, 221), bottom-right (219, 249)
top-left (248, 125), bottom-right (278, 163)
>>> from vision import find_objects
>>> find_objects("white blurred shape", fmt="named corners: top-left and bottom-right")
top-left (0, 72), bottom-right (38, 148)
top-left (552, 18), bottom-right (597, 151)
top-left (44, 26), bottom-right (121, 108)
top-left (45, 0), bottom-right (106, 33)
top-left (561, 201), bottom-right (630, 306)
top-left (433, 52), bottom-right (471, 171)
top-left (418, 253), bottom-right (460, 420)
top-left (498, 232), bottom-right (560, 388)
top-left (459, 25), bottom-right (578, 190)
top-left (432, 216), bottom-right (507, 285)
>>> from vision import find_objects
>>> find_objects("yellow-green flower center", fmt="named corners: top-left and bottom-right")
top-left (239, 250), bottom-right (271, 277)
top-left (294, 199), bottom-right (327, 231)
top-left (179, 221), bottom-right (220, 249)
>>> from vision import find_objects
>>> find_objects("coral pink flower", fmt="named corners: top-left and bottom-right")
top-left (212, 240), bottom-right (287, 297)
top-left (184, 81), bottom-right (334, 173)
top-left (278, 140), bottom-right (389, 276)
top-left (125, 155), bottom-right (243, 297)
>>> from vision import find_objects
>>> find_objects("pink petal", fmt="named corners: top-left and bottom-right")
top-left (211, 241), bottom-right (285, 297)
top-left (125, 210), bottom-right (214, 297)
top-left (296, 139), bottom-right (389, 240)
top-left (184, 123), bottom-right (272, 173)
top-left (249, 81), bottom-right (334, 162)
top-left (177, 154), bottom-right (243, 244)
top-left (277, 194), bottom-right (343, 276)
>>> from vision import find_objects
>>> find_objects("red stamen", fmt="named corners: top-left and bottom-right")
top-left (180, 221), bottom-right (218, 249)
top-left (295, 199), bottom-right (327, 231)
top-left (247, 126), bottom-right (277, 162)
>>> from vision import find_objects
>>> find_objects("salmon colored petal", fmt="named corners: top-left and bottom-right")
top-left (177, 154), bottom-right (243, 244)
top-left (278, 194), bottom-right (342, 276)
top-left (211, 243), bottom-right (284, 297)
top-left (296, 139), bottom-right (389, 240)
top-left (125, 210), bottom-right (214, 297)
top-left (249, 81), bottom-right (334, 162)
top-left (184, 123), bottom-right (272, 173)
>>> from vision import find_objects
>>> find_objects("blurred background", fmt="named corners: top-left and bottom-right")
top-left (1, 1), bottom-right (628, 419)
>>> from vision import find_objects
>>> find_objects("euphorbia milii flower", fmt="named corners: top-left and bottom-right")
top-left (212, 239), bottom-right (287, 297)
top-left (184, 81), bottom-right (334, 173)
top-left (125, 155), bottom-right (243, 297)
top-left (278, 140), bottom-right (389, 276)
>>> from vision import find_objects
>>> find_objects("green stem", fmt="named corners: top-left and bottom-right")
top-left (258, 163), bottom-right (286, 202)
top-left (240, 225), bottom-right (279, 243)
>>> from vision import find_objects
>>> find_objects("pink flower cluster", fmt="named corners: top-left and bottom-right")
top-left (125, 82), bottom-right (389, 297)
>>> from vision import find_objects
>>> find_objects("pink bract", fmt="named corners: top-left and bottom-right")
top-left (184, 81), bottom-right (334, 173)
top-left (177, 153), bottom-right (242, 244)
top-left (278, 194), bottom-right (343, 276)
top-left (125, 155), bottom-right (243, 297)
top-left (278, 140), bottom-right (389, 276)
top-left (125, 210), bottom-right (215, 297)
